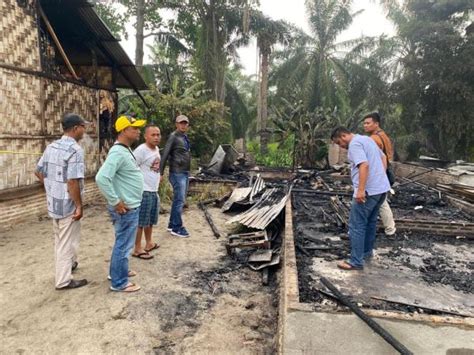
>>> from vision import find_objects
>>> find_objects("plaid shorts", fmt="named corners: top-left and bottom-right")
top-left (138, 191), bottom-right (160, 227)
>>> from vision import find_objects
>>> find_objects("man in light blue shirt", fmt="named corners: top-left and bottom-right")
top-left (96, 115), bottom-right (145, 292)
top-left (331, 127), bottom-right (390, 270)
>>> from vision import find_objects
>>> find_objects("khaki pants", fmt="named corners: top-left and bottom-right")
top-left (52, 216), bottom-right (81, 288)
top-left (379, 199), bottom-right (396, 235)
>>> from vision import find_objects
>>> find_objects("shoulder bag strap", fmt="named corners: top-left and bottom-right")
top-left (114, 142), bottom-right (136, 160)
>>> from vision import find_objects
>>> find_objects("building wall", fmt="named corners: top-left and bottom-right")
top-left (0, 178), bottom-right (104, 232)
top-left (0, 0), bottom-right (40, 71)
top-left (0, 66), bottom-right (104, 190)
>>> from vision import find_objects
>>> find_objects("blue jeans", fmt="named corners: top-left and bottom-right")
top-left (169, 172), bottom-right (189, 231)
top-left (107, 206), bottom-right (140, 289)
top-left (348, 193), bottom-right (386, 268)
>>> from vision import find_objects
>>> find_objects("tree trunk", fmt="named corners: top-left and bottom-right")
top-left (135, 0), bottom-right (145, 68)
top-left (259, 49), bottom-right (269, 155)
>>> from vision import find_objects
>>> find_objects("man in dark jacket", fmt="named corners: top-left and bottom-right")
top-left (160, 115), bottom-right (191, 238)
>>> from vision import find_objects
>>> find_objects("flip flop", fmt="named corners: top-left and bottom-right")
top-left (337, 260), bottom-right (363, 271)
top-left (110, 282), bottom-right (141, 292)
top-left (144, 243), bottom-right (159, 252)
top-left (132, 252), bottom-right (153, 260)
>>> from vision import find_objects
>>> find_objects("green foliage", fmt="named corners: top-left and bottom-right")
top-left (225, 65), bottom-right (258, 139)
top-left (393, 0), bottom-right (474, 161)
top-left (271, 0), bottom-right (359, 116)
top-left (120, 82), bottom-right (230, 161)
top-left (93, 3), bottom-right (127, 39)
top-left (272, 101), bottom-right (343, 168)
top-left (162, 0), bottom-right (259, 102)
top-left (247, 137), bottom-right (294, 168)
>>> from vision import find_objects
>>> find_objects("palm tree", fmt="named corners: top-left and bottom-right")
top-left (272, 0), bottom-right (362, 114)
top-left (250, 13), bottom-right (293, 154)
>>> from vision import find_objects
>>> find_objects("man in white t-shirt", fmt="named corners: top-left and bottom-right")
top-left (132, 125), bottom-right (162, 260)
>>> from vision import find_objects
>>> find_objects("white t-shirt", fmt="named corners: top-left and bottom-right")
top-left (133, 143), bottom-right (161, 192)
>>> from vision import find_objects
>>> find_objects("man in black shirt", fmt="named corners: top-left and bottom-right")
top-left (160, 115), bottom-right (191, 238)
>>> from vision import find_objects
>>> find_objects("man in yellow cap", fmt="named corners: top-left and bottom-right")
top-left (96, 115), bottom-right (146, 292)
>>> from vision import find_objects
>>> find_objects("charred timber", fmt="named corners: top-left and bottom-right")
top-left (320, 278), bottom-right (413, 355)
top-left (292, 189), bottom-right (353, 197)
top-left (198, 202), bottom-right (222, 239)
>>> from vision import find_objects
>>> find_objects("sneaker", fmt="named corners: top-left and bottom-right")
top-left (171, 227), bottom-right (190, 238)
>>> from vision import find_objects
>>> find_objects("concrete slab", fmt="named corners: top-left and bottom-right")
top-left (284, 311), bottom-right (474, 355)
top-left (279, 198), bottom-right (474, 354)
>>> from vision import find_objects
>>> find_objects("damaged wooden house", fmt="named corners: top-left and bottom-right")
top-left (0, 0), bottom-right (147, 226)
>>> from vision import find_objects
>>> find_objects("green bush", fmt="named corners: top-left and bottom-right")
top-left (247, 135), bottom-right (294, 168)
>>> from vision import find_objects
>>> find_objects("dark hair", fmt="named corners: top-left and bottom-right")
top-left (330, 126), bottom-right (351, 140)
top-left (62, 113), bottom-right (86, 132)
top-left (363, 112), bottom-right (381, 124)
top-left (144, 124), bottom-right (159, 133)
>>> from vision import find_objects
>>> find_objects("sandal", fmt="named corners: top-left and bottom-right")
top-left (144, 243), bottom-right (160, 252)
top-left (337, 260), bottom-right (363, 270)
top-left (110, 282), bottom-right (141, 292)
top-left (132, 252), bottom-right (153, 260)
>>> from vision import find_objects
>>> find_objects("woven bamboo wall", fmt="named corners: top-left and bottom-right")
top-left (0, 75), bottom-right (119, 190)
top-left (0, 138), bottom-right (44, 189)
top-left (42, 80), bottom-right (99, 178)
top-left (43, 79), bottom-right (98, 135)
top-left (0, 67), bottom-right (42, 135)
top-left (0, 0), bottom-right (119, 192)
top-left (0, 0), bottom-right (40, 71)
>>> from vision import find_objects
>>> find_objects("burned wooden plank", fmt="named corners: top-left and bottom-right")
top-left (321, 278), bottom-right (413, 355)
top-left (329, 196), bottom-right (350, 226)
top-left (226, 231), bottom-right (270, 255)
top-left (395, 219), bottom-right (474, 238)
top-left (198, 202), bottom-right (222, 239)
top-left (292, 188), bottom-right (352, 197)
top-left (296, 243), bottom-right (310, 257)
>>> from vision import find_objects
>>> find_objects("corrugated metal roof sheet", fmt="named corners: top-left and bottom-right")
top-left (227, 188), bottom-right (290, 230)
top-left (41, 0), bottom-right (147, 90)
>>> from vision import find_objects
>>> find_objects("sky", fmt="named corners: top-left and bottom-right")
top-left (120, 0), bottom-right (396, 76)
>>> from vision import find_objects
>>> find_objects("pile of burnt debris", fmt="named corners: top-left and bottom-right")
top-left (291, 170), bottom-right (474, 318)
top-left (198, 173), bottom-right (289, 285)
top-left (195, 146), bottom-right (473, 316)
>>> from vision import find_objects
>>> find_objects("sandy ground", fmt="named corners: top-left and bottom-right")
top-left (0, 202), bottom-right (277, 354)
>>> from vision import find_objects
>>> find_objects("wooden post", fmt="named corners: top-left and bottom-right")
top-left (38, 5), bottom-right (79, 81)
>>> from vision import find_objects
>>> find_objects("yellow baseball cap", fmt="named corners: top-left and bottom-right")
top-left (115, 115), bottom-right (147, 132)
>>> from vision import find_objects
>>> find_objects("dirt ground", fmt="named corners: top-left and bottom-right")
top-left (0, 202), bottom-right (278, 354)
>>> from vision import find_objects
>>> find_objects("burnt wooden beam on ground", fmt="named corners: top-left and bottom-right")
top-left (329, 196), bottom-right (350, 226)
top-left (293, 188), bottom-right (353, 197)
top-left (295, 243), bottom-right (310, 257)
top-left (394, 219), bottom-right (474, 238)
top-left (198, 202), bottom-right (222, 239)
top-left (329, 195), bottom-right (474, 237)
top-left (321, 278), bottom-right (413, 355)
